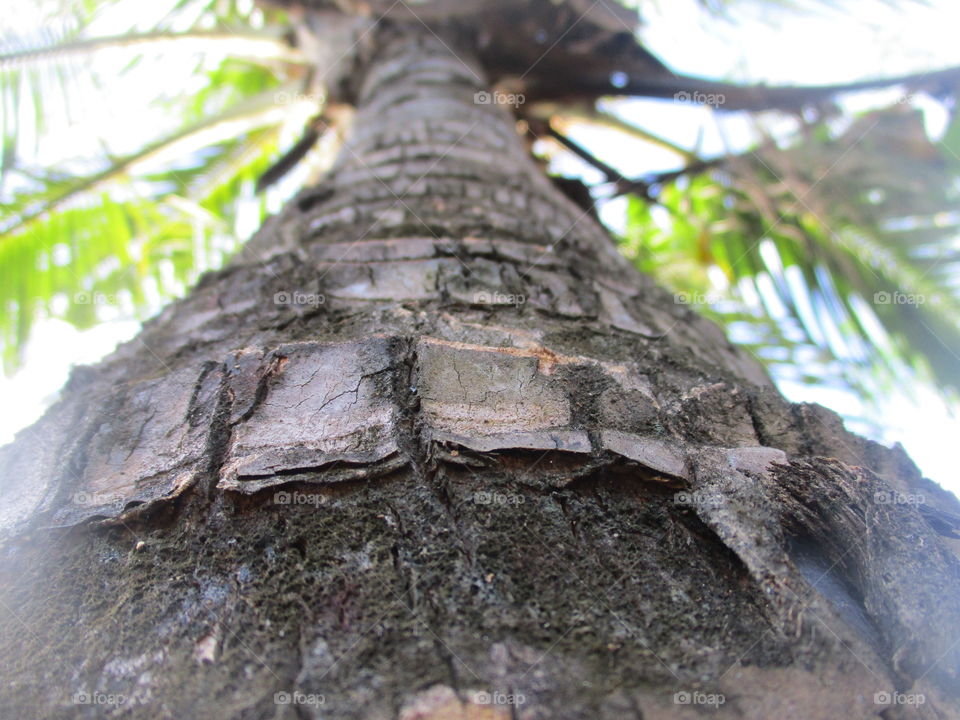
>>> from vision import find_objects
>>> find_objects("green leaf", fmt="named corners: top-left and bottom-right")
top-left (622, 103), bottom-right (960, 409)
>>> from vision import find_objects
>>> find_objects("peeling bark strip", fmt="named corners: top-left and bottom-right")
top-left (2, 19), bottom-right (960, 720)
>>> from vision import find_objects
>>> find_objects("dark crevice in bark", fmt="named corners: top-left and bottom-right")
top-left (787, 533), bottom-right (888, 662)
top-left (200, 368), bottom-right (235, 502)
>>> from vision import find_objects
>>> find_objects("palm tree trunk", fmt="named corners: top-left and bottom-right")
top-left (1, 20), bottom-right (959, 720)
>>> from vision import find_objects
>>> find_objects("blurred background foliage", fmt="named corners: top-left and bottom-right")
top-left (1, 0), bottom-right (330, 370)
top-left (1, 0), bottom-right (959, 439)
top-left (622, 104), bottom-right (960, 422)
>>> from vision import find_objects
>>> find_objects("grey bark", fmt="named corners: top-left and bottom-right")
top-left (1, 20), bottom-right (959, 720)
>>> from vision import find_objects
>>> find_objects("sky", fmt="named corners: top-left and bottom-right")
top-left (1, 0), bottom-right (959, 494)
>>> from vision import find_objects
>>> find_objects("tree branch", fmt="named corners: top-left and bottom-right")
top-left (256, 115), bottom-right (328, 193)
top-left (529, 64), bottom-right (960, 112)
top-left (546, 124), bottom-right (722, 200)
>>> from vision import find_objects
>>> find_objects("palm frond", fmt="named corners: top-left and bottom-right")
top-left (623, 102), bottom-right (960, 403)
top-left (1, 82), bottom-right (298, 235)
top-left (0, 29), bottom-right (302, 69)
top-left (0, 123), bottom-right (289, 372)
top-left (0, 0), bottom-right (311, 372)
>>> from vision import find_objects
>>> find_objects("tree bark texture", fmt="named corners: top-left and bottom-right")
top-left (1, 22), bottom-right (960, 720)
